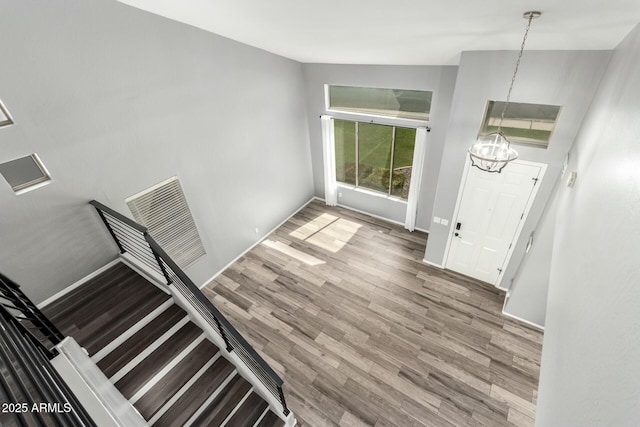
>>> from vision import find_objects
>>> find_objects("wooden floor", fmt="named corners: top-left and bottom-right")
top-left (203, 200), bottom-right (543, 427)
top-left (42, 263), bottom-right (170, 356)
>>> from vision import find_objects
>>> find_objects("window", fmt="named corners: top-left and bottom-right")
top-left (0, 99), bottom-right (14, 129)
top-left (126, 177), bottom-right (206, 269)
top-left (479, 100), bottom-right (561, 147)
top-left (328, 85), bottom-right (432, 121)
top-left (0, 154), bottom-right (52, 194)
top-left (335, 119), bottom-right (416, 199)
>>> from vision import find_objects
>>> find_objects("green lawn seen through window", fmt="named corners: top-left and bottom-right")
top-left (334, 119), bottom-right (416, 198)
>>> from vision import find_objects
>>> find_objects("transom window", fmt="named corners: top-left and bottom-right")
top-left (335, 119), bottom-right (416, 199)
top-left (479, 100), bottom-right (561, 147)
top-left (327, 85), bottom-right (432, 121)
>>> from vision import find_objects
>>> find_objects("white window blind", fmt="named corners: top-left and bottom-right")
top-left (126, 177), bottom-right (205, 269)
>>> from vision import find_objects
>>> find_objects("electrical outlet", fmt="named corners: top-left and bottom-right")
top-left (338, 192), bottom-right (342, 198)
top-left (441, 219), bottom-right (449, 226)
top-left (255, 227), bottom-right (259, 234)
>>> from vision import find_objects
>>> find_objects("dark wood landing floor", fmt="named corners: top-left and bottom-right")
top-left (42, 262), bottom-right (170, 356)
top-left (204, 200), bottom-right (543, 427)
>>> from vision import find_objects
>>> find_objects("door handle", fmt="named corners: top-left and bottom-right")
top-left (454, 232), bottom-right (462, 238)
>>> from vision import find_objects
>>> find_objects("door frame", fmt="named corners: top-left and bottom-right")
top-left (443, 157), bottom-right (548, 289)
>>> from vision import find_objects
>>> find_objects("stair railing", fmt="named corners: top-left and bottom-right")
top-left (0, 272), bottom-right (65, 350)
top-left (90, 200), bottom-right (290, 417)
top-left (0, 304), bottom-right (96, 426)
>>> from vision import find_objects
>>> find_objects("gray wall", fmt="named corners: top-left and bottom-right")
top-left (503, 176), bottom-right (561, 327)
top-left (0, 0), bottom-right (313, 304)
top-left (424, 50), bottom-right (611, 294)
top-left (536, 23), bottom-right (640, 426)
top-left (302, 64), bottom-right (458, 230)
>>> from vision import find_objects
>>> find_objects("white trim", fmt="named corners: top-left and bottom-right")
top-left (318, 195), bottom-right (429, 234)
top-left (337, 182), bottom-right (409, 203)
top-left (501, 309), bottom-right (545, 331)
top-left (443, 158), bottom-right (548, 288)
top-left (337, 202), bottom-right (404, 227)
top-left (422, 258), bottom-right (445, 269)
top-left (109, 316), bottom-right (191, 384)
top-left (52, 337), bottom-right (147, 427)
top-left (128, 333), bottom-right (209, 404)
top-left (441, 158), bottom-right (473, 269)
top-left (37, 259), bottom-right (121, 309)
top-left (220, 387), bottom-right (254, 427)
top-left (181, 370), bottom-right (238, 427)
top-left (494, 160), bottom-right (547, 287)
top-left (145, 355), bottom-right (222, 425)
top-left (198, 196), bottom-right (316, 289)
top-left (13, 178), bottom-right (53, 195)
top-left (120, 253), bottom-right (170, 294)
top-left (9, 153), bottom-right (54, 195)
top-left (316, 195), bottom-right (404, 228)
top-left (325, 109), bottom-right (429, 129)
top-left (91, 299), bottom-right (174, 364)
top-left (0, 98), bottom-right (15, 128)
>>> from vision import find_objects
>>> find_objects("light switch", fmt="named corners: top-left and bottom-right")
top-left (433, 216), bottom-right (441, 224)
top-left (441, 219), bottom-right (449, 226)
top-left (567, 171), bottom-right (577, 188)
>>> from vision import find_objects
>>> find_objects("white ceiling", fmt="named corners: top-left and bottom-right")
top-left (117, 0), bottom-right (640, 65)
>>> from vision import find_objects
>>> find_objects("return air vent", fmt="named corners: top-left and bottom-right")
top-left (126, 177), bottom-right (205, 269)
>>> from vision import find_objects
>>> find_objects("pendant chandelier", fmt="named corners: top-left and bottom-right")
top-left (469, 11), bottom-right (541, 173)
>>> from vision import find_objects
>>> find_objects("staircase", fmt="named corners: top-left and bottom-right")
top-left (43, 263), bottom-right (284, 427)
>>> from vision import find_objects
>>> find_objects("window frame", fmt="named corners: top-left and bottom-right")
top-left (334, 118), bottom-right (418, 201)
top-left (478, 100), bottom-right (562, 148)
top-left (324, 85), bottom-right (431, 129)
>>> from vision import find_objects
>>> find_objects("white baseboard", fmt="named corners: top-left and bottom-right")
top-left (314, 196), bottom-right (430, 234)
top-left (501, 310), bottom-right (545, 331)
top-left (198, 196), bottom-right (317, 289)
top-left (119, 253), bottom-right (170, 294)
top-left (335, 202), bottom-right (404, 227)
top-left (38, 258), bottom-right (121, 309)
top-left (422, 258), bottom-right (445, 269)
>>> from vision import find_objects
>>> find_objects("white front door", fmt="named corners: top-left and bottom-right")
top-left (445, 161), bottom-right (543, 285)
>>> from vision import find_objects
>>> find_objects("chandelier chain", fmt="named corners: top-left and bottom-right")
top-left (498, 13), bottom-right (535, 130)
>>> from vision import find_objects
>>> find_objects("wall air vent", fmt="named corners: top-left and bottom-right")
top-left (0, 154), bottom-right (52, 195)
top-left (126, 176), bottom-right (206, 269)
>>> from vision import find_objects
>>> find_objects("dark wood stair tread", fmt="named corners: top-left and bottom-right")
top-left (97, 303), bottom-right (186, 377)
top-left (43, 263), bottom-right (171, 356)
top-left (134, 339), bottom-right (219, 420)
top-left (190, 374), bottom-right (252, 427)
top-left (43, 263), bottom-right (132, 322)
top-left (256, 410), bottom-right (285, 427)
top-left (224, 391), bottom-right (269, 427)
top-left (115, 321), bottom-right (201, 398)
top-left (154, 356), bottom-right (238, 427)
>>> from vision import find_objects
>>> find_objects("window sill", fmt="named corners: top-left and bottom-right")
top-left (337, 183), bottom-right (408, 204)
top-left (325, 109), bottom-right (429, 129)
